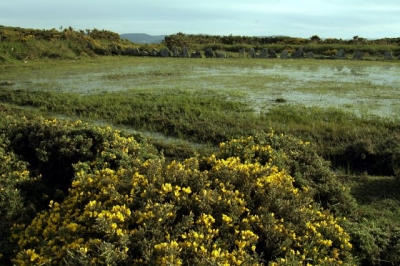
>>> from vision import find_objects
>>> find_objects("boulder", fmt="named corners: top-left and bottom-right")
top-left (353, 50), bottom-right (363, 60)
top-left (132, 48), bottom-right (140, 56)
top-left (109, 44), bottom-right (121, 55)
top-left (248, 48), bottom-right (256, 58)
top-left (159, 47), bottom-right (170, 57)
top-left (335, 49), bottom-right (346, 59)
top-left (268, 50), bottom-right (277, 58)
top-left (121, 47), bottom-right (137, 56)
top-left (151, 49), bottom-right (158, 56)
top-left (182, 46), bottom-right (189, 58)
top-left (172, 47), bottom-right (180, 57)
top-left (291, 47), bottom-right (304, 59)
top-left (384, 50), bottom-right (393, 60)
top-left (260, 48), bottom-right (268, 58)
top-left (191, 51), bottom-right (202, 58)
top-left (280, 50), bottom-right (289, 59)
top-left (238, 48), bottom-right (246, 58)
top-left (306, 52), bottom-right (314, 58)
top-left (215, 52), bottom-right (227, 58)
top-left (204, 48), bottom-right (214, 58)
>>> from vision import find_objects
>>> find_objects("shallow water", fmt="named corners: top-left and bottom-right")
top-left (8, 59), bottom-right (400, 119)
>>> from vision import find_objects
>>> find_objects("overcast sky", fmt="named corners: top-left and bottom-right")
top-left (1, 0), bottom-right (399, 39)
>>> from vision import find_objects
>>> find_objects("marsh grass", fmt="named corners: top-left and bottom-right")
top-left (1, 57), bottom-right (399, 174)
top-left (0, 86), bottom-right (398, 177)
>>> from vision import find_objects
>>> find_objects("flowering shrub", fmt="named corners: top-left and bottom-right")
top-left (217, 132), bottom-right (357, 215)
top-left (0, 115), bottom-right (158, 265)
top-left (0, 116), bottom-right (357, 265)
top-left (11, 155), bottom-right (356, 265)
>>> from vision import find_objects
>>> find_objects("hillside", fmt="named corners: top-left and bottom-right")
top-left (120, 33), bottom-right (166, 44)
top-left (1, 25), bottom-right (399, 62)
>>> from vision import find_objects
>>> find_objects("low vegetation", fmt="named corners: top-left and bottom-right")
top-left (1, 26), bottom-right (400, 265)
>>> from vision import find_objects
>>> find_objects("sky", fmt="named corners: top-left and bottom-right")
top-left (1, 0), bottom-right (399, 39)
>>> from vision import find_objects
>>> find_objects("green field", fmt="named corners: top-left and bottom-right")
top-left (1, 56), bottom-right (400, 265)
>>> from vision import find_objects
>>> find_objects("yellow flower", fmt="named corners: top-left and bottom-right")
top-left (161, 183), bottom-right (173, 193)
top-left (182, 187), bottom-right (192, 194)
top-left (222, 214), bottom-right (233, 226)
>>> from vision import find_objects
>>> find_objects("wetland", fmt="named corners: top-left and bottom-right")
top-left (3, 57), bottom-right (399, 119)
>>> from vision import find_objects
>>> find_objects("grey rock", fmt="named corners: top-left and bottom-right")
top-left (109, 44), bottom-right (121, 55)
top-left (353, 50), bottom-right (363, 60)
top-left (159, 47), bottom-right (170, 57)
top-left (384, 50), bottom-right (393, 60)
top-left (335, 49), bottom-right (346, 59)
top-left (248, 48), bottom-right (256, 58)
top-left (291, 47), bottom-right (304, 59)
top-left (268, 50), bottom-right (277, 58)
top-left (132, 48), bottom-right (140, 56)
top-left (215, 52), bottom-right (227, 58)
top-left (182, 46), bottom-right (189, 58)
top-left (151, 49), bottom-right (158, 56)
top-left (172, 47), bottom-right (180, 57)
top-left (260, 48), bottom-right (268, 58)
top-left (191, 51), bottom-right (202, 58)
top-left (204, 48), bottom-right (214, 58)
top-left (121, 47), bottom-right (137, 56)
top-left (238, 48), bottom-right (246, 58)
top-left (306, 52), bottom-right (314, 58)
top-left (280, 50), bottom-right (289, 59)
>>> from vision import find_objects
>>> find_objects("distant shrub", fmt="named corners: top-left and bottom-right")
top-left (323, 49), bottom-right (338, 56)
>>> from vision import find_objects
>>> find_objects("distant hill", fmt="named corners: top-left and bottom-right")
top-left (120, 33), bottom-right (166, 44)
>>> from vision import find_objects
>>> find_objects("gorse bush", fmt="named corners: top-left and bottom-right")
top-left (11, 157), bottom-right (355, 265)
top-left (217, 133), bottom-right (357, 215)
top-left (0, 114), bottom-right (357, 265)
top-left (0, 114), bottom-right (158, 265)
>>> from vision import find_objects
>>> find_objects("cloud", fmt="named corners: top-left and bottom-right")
top-left (1, 0), bottom-right (399, 38)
